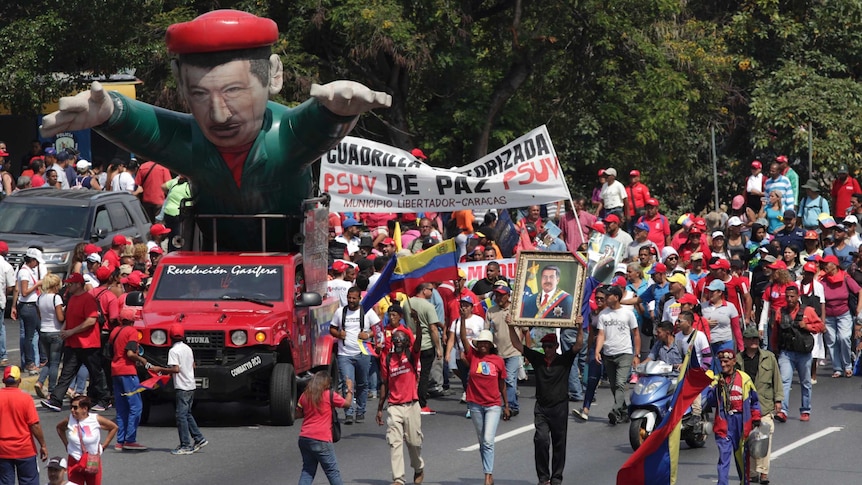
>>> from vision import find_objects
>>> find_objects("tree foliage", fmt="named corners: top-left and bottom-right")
top-left (3, 0), bottom-right (862, 213)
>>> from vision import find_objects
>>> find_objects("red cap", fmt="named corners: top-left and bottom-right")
top-left (165, 10), bottom-right (278, 54)
top-left (598, 169), bottom-right (605, 177)
top-left (0, 149), bottom-right (9, 157)
top-left (592, 221), bottom-right (606, 234)
top-left (121, 271), bottom-right (144, 288)
top-left (119, 306), bottom-right (137, 322)
top-left (112, 235), bottom-right (128, 246)
top-left (149, 245), bottom-right (164, 255)
top-left (751, 160), bottom-right (762, 169)
top-left (648, 262), bottom-right (667, 274)
top-left (613, 276), bottom-right (628, 287)
top-left (84, 243), bottom-right (102, 255)
top-left (693, 218), bottom-right (707, 231)
top-left (540, 333), bottom-right (558, 345)
top-left (804, 230), bottom-right (819, 240)
top-left (0, 241), bottom-right (7, 256)
top-left (381, 237), bottom-right (395, 246)
top-left (150, 224), bottom-right (171, 236)
top-left (709, 259), bottom-right (731, 270)
top-left (604, 214), bottom-right (621, 224)
top-left (332, 260), bottom-right (348, 273)
top-left (803, 262), bottom-right (818, 273)
top-left (630, 170), bottom-right (640, 177)
top-left (822, 255), bottom-right (840, 265)
top-left (95, 266), bottom-right (113, 283)
top-left (64, 273), bottom-right (86, 284)
top-left (776, 155), bottom-right (788, 164)
top-left (767, 260), bottom-right (787, 270)
top-left (410, 148), bottom-right (428, 160)
top-left (401, 212), bottom-right (417, 223)
top-left (646, 198), bottom-right (659, 206)
top-left (677, 293), bottom-right (699, 305)
top-left (169, 324), bottom-right (184, 339)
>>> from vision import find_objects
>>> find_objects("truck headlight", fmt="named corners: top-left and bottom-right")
top-left (151, 330), bottom-right (167, 345)
top-left (231, 330), bottom-right (247, 346)
top-left (43, 252), bottom-right (70, 265)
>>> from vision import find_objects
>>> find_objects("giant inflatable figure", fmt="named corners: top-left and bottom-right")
top-left (40, 10), bottom-right (391, 251)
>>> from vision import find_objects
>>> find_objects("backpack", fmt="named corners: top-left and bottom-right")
top-left (799, 284), bottom-right (822, 317)
top-left (778, 305), bottom-right (814, 353)
top-left (93, 288), bottom-right (109, 327)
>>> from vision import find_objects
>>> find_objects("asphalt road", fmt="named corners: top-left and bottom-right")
top-left (4, 317), bottom-right (862, 484)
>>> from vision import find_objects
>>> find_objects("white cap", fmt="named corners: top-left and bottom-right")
top-left (24, 248), bottom-right (44, 264)
top-left (76, 159), bottom-right (91, 170)
top-left (712, 230), bottom-right (725, 239)
top-left (86, 253), bottom-right (102, 263)
top-left (615, 263), bottom-right (627, 274)
top-left (727, 216), bottom-right (744, 227)
top-left (844, 215), bottom-right (858, 225)
top-left (604, 168), bottom-right (618, 177)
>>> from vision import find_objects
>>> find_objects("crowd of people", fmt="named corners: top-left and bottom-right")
top-left (4, 141), bottom-right (862, 485)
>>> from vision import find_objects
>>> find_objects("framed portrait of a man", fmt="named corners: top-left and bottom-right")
top-left (511, 251), bottom-right (586, 328)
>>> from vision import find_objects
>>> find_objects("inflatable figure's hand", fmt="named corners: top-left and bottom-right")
top-left (310, 80), bottom-right (391, 117)
top-left (40, 82), bottom-right (115, 138)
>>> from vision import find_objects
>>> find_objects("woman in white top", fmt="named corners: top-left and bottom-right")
top-left (16, 248), bottom-right (43, 373)
top-left (35, 274), bottom-right (65, 399)
top-left (56, 396), bottom-right (118, 485)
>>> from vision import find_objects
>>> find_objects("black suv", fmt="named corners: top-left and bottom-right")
top-left (0, 188), bottom-right (151, 279)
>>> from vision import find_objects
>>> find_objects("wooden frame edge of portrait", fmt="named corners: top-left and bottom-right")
top-left (511, 251), bottom-right (587, 328)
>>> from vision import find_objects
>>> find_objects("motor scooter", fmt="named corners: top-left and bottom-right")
top-left (628, 361), bottom-right (711, 451)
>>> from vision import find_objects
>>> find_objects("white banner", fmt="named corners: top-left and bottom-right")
top-left (320, 126), bottom-right (571, 213)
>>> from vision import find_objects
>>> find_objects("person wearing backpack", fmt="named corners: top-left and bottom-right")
top-left (773, 285), bottom-right (825, 424)
top-left (329, 286), bottom-right (381, 424)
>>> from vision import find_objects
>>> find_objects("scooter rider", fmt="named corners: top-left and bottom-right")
top-left (641, 321), bottom-right (686, 374)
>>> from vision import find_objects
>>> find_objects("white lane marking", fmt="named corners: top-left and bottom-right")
top-left (458, 424), bottom-right (535, 451)
top-left (771, 426), bottom-right (843, 460)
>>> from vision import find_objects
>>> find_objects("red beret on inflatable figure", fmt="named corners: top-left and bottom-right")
top-left (40, 10), bottom-right (391, 253)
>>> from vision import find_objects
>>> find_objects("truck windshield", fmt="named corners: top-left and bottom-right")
top-left (152, 264), bottom-right (284, 301)
top-left (0, 203), bottom-right (88, 238)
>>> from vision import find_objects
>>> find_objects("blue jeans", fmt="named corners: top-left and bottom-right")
top-left (583, 351), bottom-right (602, 412)
top-left (0, 315), bottom-right (7, 360)
top-left (503, 356), bottom-right (520, 411)
top-left (468, 403), bottom-right (502, 474)
top-left (70, 366), bottom-right (89, 395)
top-left (114, 375), bottom-right (143, 444)
top-left (17, 303), bottom-right (39, 367)
top-left (0, 456), bottom-right (39, 485)
top-left (37, 331), bottom-right (62, 392)
top-left (779, 350), bottom-right (813, 414)
top-left (367, 355), bottom-right (380, 396)
top-left (825, 312), bottom-right (853, 372)
top-left (175, 389), bottom-right (204, 448)
top-left (297, 436), bottom-right (343, 485)
top-left (337, 353), bottom-right (369, 416)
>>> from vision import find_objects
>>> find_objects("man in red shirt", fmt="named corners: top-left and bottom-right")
top-left (831, 164), bottom-right (861, 218)
top-left (103, 235), bottom-right (127, 271)
top-left (626, 170), bottom-right (651, 231)
top-left (0, 365), bottom-right (48, 484)
top-left (376, 324), bottom-right (426, 485)
top-left (110, 307), bottom-right (150, 451)
top-left (133, 160), bottom-right (172, 221)
top-left (41, 273), bottom-right (110, 412)
top-left (638, 198), bottom-right (670, 249)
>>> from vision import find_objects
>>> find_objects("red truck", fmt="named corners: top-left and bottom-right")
top-left (129, 198), bottom-right (339, 425)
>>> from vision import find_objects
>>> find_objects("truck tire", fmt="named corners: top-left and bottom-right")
top-left (270, 363), bottom-right (297, 426)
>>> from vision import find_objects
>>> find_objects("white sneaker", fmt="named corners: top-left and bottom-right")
top-left (460, 392), bottom-right (467, 403)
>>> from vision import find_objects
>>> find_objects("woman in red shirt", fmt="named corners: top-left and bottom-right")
top-left (459, 320), bottom-right (510, 485)
top-left (295, 372), bottom-right (354, 485)
top-left (759, 260), bottom-right (796, 351)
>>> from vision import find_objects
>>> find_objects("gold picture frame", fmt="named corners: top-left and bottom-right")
top-left (511, 251), bottom-right (586, 328)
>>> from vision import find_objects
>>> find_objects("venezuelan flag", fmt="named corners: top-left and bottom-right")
top-left (616, 353), bottom-right (713, 485)
top-left (361, 239), bottom-right (459, 312)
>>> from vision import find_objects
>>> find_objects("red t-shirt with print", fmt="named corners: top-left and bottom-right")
top-left (380, 347), bottom-right (420, 404)
top-left (463, 346), bottom-right (507, 407)
top-left (298, 390), bottom-right (346, 442)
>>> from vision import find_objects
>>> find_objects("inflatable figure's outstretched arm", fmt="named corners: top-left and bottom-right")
top-left (40, 82), bottom-right (114, 138)
top-left (310, 80), bottom-right (391, 117)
